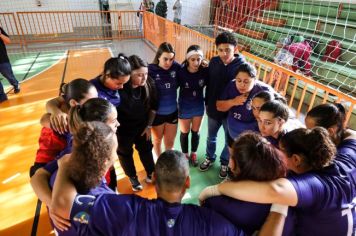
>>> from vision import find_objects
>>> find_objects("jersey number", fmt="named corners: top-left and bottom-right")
top-left (341, 197), bottom-right (356, 236)
top-left (233, 112), bottom-right (241, 120)
top-left (165, 83), bottom-right (171, 89)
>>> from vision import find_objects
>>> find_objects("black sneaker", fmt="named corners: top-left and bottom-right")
top-left (219, 165), bottom-right (229, 179)
top-left (199, 157), bottom-right (213, 171)
top-left (14, 87), bottom-right (20, 94)
top-left (129, 176), bottom-right (143, 192)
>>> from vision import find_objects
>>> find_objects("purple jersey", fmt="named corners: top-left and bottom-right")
top-left (220, 80), bottom-right (272, 138)
top-left (43, 160), bottom-right (114, 236)
top-left (177, 66), bottom-right (208, 118)
top-left (204, 195), bottom-right (295, 236)
top-left (287, 162), bottom-right (356, 236)
top-left (336, 138), bottom-right (356, 172)
top-left (90, 76), bottom-right (120, 106)
top-left (148, 62), bottom-right (180, 115)
top-left (56, 132), bottom-right (72, 159)
top-left (205, 55), bottom-right (246, 120)
top-left (70, 194), bottom-right (246, 236)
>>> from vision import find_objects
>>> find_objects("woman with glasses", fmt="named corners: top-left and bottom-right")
top-left (216, 63), bottom-right (274, 149)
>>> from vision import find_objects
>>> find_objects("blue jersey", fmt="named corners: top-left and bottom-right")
top-left (148, 62), bottom-right (180, 115)
top-left (205, 55), bottom-right (246, 120)
top-left (43, 160), bottom-right (114, 236)
top-left (177, 66), bottom-right (208, 118)
top-left (287, 161), bottom-right (356, 236)
top-left (90, 76), bottom-right (120, 106)
top-left (220, 80), bottom-right (272, 138)
top-left (70, 194), bottom-right (246, 236)
top-left (204, 195), bottom-right (295, 236)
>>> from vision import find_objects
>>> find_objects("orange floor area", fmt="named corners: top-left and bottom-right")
top-left (0, 48), bottom-right (155, 236)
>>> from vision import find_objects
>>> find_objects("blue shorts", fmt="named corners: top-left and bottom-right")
top-left (178, 104), bottom-right (204, 119)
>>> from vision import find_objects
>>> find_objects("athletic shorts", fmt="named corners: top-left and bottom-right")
top-left (178, 104), bottom-right (204, 119)
top-left (152, 110), bottom-right (178, 126)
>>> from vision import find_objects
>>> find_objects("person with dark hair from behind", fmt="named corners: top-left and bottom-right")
top-left (203, 132), bottom-right (294, 235)
top-left (116, 55), bottom-right (157, 191)
top-left (200, 127), bottom-right (356, 236)
top-left (31, 120), bottom-right (118, 235)
top-left (51, 149), bottom-right (288, 236)
top-left (29, 79), bottom-right (98, 177)
top-left (305, 103), bottom-right (356, 170)
top-left (45, 53), bottom-right (131, 191)
top-left (200, 31), bottom-right (246, 179)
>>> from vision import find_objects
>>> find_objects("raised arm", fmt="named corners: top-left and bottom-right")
top-left (199, 178), bottom-right (298, 206)
top-left (218, 179), bottom-right (298, 206)
top-left (46, 96), bottom-right (68, 134)
top-left (216, 94), bottom-right (247, 112)
top-left (30, 168), bottom-right (52, 206)
top-left (51, 159), bottom-right (77, 219)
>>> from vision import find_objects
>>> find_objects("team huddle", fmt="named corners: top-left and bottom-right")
top-left (30, 32), bottom-right (356, 235)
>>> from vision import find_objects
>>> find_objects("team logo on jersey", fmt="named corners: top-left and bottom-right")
top-left (156, 74), bottom-right (160, 80)
top-left (167, 219), bottom-right (176, 228)
top-left (199, 79), bottom-right (204, 87)
top-left (185, 82), bottom-right (189, 88)
top-left (170, 71), bottom-right (176, 78)
top-left (246, 99), bottom-right (252, 110)
top-left (73, 212), bottom-right (90, 224)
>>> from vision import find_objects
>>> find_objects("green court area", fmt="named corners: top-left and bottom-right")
top-left (174, 116), bottom-right (226, 205)
top-left (1, 51), bottom-right (65, 92)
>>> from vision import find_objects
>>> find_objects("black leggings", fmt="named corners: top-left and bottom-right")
top-left (117, 132), bottom-right (155, 178)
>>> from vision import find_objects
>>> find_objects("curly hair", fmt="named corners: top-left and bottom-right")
top-left (231, 132), bottom-right (286, 181)
top-left (280, 127), bottom-right (336, 170)
top-left (67, 121), bottom-right (116, 193)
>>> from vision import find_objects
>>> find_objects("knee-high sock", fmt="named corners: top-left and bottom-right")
top-left (180, 132), bottom-right (189, 154)
top-left (191, 130), bottom-right (200, 153)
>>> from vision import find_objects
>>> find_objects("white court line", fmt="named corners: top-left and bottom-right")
top-left (4, 50), bottom-right (68, 93)
top-left (2, 173), bottom-right (21, 184)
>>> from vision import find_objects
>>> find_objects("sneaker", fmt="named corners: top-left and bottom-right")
top-left (219, 165), bottom-right (229, 179)
top-left (129, 176), bottom-right (143, 192)
top-left (199, 158), bottom-right (213, 171)
top-left (190, 153), bottom-right (198, 167)
top-left (14, 87), bottom-right (20, 94)
top-left (145, 174), bottom-right (153, 184)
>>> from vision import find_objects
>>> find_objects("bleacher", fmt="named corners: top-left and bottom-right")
top-left (236, 0), bottom-right (356, 97)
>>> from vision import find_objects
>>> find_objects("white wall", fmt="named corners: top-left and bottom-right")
top-left (152, 0), bottom-right (211, 25)
top-left (0, 0), bottom-right (70, 12)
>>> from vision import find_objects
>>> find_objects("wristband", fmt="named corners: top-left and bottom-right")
top-left (147, 125), bottom-right (152, 129)
top-left (270, 203), bottom-right (288, 217)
